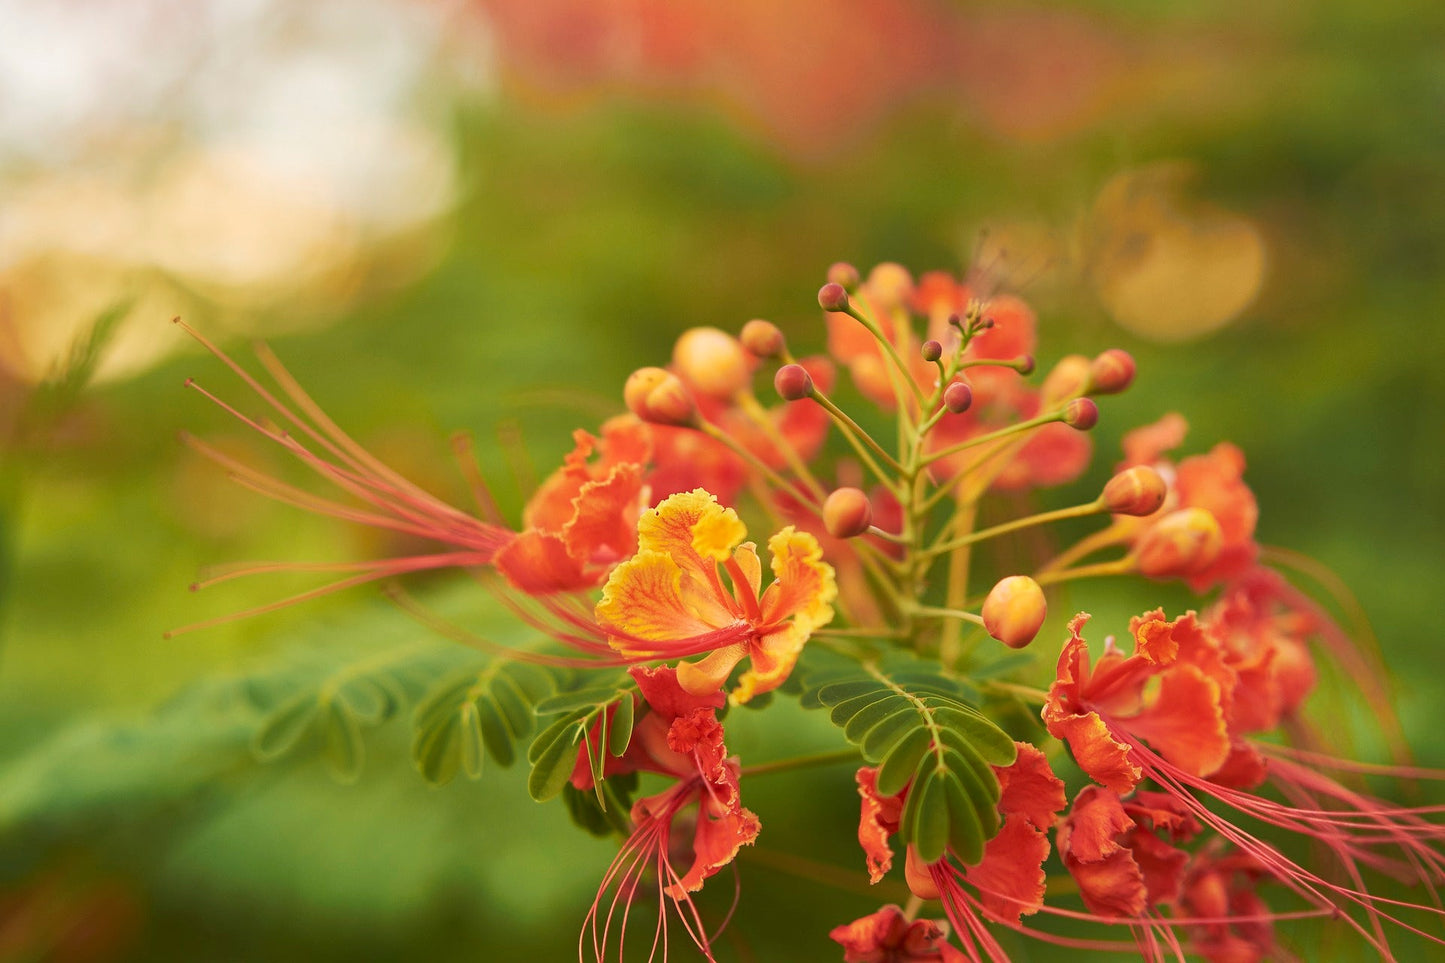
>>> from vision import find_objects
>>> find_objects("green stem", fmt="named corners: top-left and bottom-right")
top-left (806, 385), bottom-right (905, 477)
top-left (919, 410), bottom-right (1064, 469)
top-left (924, 499), bottom-right (1106, 559)
top-left (740, 747), bottom-right (862, 778)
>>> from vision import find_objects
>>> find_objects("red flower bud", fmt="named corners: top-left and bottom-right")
top-left (1102, 465), bottom-right (1168, 516)
top-left (1064, 397), bottom-right (1099, 430)
top-left (823, 487), bottom-right (873, 539)
top-left (942, 380), bottom-right (973, 414)
top-left (1014, 353), bottom-right (1036, 376)
top-left (739, 319), bottom-right (786, 359)
top-left (673, 326), bottom-right (750, 400)
top-left (1136, 507), bottom-right (1224, 578)
top-left (921, 339), bottom-right (943, 363)
top-left (774, 363), bottom-right (814, 401)
top-left (1088, 349), bottom-right (1136, 395)
top-left (982, 575), bottom-right (1047, 649)
top-left (827, 261), bottom-right (860, 290)
top-left (818, 282), bottom-right (850, 313)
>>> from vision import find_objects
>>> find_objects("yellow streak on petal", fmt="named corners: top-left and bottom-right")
top-left (761, 526), bottom-right (837, 634)
top-left (595, 550), bottom-right (717, 645)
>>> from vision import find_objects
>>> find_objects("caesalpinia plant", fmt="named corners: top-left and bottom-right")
top-left (173, 261), bottom-right (1445, 962)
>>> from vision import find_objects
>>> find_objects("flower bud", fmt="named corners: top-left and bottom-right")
top-left (1014, 353), bottom-right (1036, 376)
top-left (1101, 465), bottom-right (1168, 516)
top-left (921, 339), bottom-right (943, 363)
top-left (1041, 354), bottom-right (1091, 405)
top-left (1088, 349), bottom-right (1136, 395)
top-left (740, 319), bottom-right (786, 358)
top-left (865, 262), bottom-right (914, 309)
top-left (942, 380), bottom-right (973, 414)
top-left (981, 575), bottom-right (1047, 649)
top-left (818, 282), bottom-right (850, 313)
top-left (1063, 397), bottom-right (1099, 430)
top-left (624, 367), bottom-right (670, 417)
top-left (827, 261), bottom-right (860, 290)
top-left (625, 367), bottom-right (695, 426)
top-left (774, 363), bottom-right (814, 401)
top-left (1136, 507), bottom-right (1223, 578)
top-left (673, 326), bottom-right (750, 400)
top-left (823, 487), bottom-right (873, 539)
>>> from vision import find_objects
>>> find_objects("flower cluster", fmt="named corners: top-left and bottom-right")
top-left (176, 261), bottom-right (1443, 961)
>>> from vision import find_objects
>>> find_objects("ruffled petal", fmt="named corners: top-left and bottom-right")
top-left (1046, 711), bottom-right (1142, 795)
top-left (856, 767), bottom-right (902, 884)
top-left (995, 741), bottom-right (1067, 831)
top-left (494, 529), bottom-right (589, 594)
top-left (964, 816), bottom-right (1050, 920)
top-left (596, 550), bottom-right (729, 646)
top-left (759, 525), bottom-right (837, 632)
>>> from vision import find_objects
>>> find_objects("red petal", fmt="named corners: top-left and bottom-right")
top-left (964, 816), bottom-right (1050, 920)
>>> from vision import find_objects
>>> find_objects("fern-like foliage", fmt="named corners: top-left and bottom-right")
top-left (527, 675), bottom-right (637, 808)
top-left (410, 661), bottom-right (565, 786)
top-left (797, 652), bottom-right (1016, 865)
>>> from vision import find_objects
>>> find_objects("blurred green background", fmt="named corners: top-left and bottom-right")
top-left (2, 1), bottom-right (1443, 960)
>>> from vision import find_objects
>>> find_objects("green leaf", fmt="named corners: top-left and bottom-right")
top-left (940, 764), bottom-right (985, 865)
top-left (459, 701), bottom-right (486, 780)
top-left (842, 696), bottom-right (912, 744)
top-left (608, 695), bottom-right (634, 758)
top-left (859, 708), bottom-right (919, 763)
top-left (527, 720), bottom-right (580, 802)
top-left (252, 695), bottom-right (320, 762)
top-left (910, 769), bottom-right (951, 864)
top-left (876, 726), bottom-right (931, 797)
top-left (933, 707), bottom-right (1016, 767)
top-left (534, 685), bottom-right (627, 715)
top-left (412, 713), bottom-right (461, 786)
top-left (475, 695), bottom-right (514, 767)
top-left (323, 702), bottom-right (365, 783)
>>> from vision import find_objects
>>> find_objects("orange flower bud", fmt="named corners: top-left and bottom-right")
top-left (774, 363), bottom-right (814, 401)
top-left (1014, 353), bottom-right (1036, 376)
top-left (1041, 354), bottom-right (1092, 405)
top-left (625, 367), bottom-right (696, 426)
top-left (827, 261), bottom-right (860, 290)
top-left (921, 339), bottom-right (943, 363)
top-left (818, 282), bottom-right (850, 313)
top-left (823, 487), bottom-right (873, 539)
top-left (673, 326), bottom-right (750, 400)
top-left (865, 262), bottom-right (914, 309)
top-left (1136, 507), bottom-right (1224, 578)
top-left (942, 380), bottom-right (973, 414)
top-left (739, 319), bottom-right (786, 358)
top-left (982, 575), bottom-right (1047, 649)
top-left (624, 366), bottom-right (670, 417)
top-left (1102, 465), bottom-right (1168, 516)
top-left (1088, 349), bottom-right (1136, 395)
top-left (1064, 397), bottom-right (1099, 430)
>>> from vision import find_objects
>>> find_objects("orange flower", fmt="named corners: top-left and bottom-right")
top-left (584, 667), bottom-right (759, 962)
top-left (495, 415), bottom-right (651, 594)
top-left (829, 904), bottom-right (967, 963)
top-left (1043, 611), bottom-right (1235, 795)
top-left (596, 489), bottom-right (836, 703)
top-left (1057, 786), bottom-right (1200, 918)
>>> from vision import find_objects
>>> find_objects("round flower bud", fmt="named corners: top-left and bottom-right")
top-left (1014, 353), bottom-right (1036, 376)
top-left (1136, 507), bottom-right (1224, 578)
top-left (818, 282), bottom-right (851, 313)
top-left (740, 319), bottom-right (786, 358)
top-left (643, 372), bottom-right (696, 426)
top-left (673, 327), bottom-right (750, 400)
top-left (827, 261), bottom-right (860, 290)
top-left (981, 575), bottom-right (1047, 649)
top-left (624, 367), bottom-right (670, 418)
top-left (1102, 465), bottom-right (1168, 516)
top-left (1041, 354), bottom-right (1091, 405)
top-left (942, 380), bottom-right (973, 414)
top-left (865, 263), bottom-right (914, 309)
top-left (1063, 397), bottom-right (1099, 430)
top-left (921, 339), bottom-right (943, 363)
top-left (774, 363), bottom-right (814, 401)
top-left (823, 487), bottom-right (873, 539)
top-left (1088, 349), bottom-right (1136, 395)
